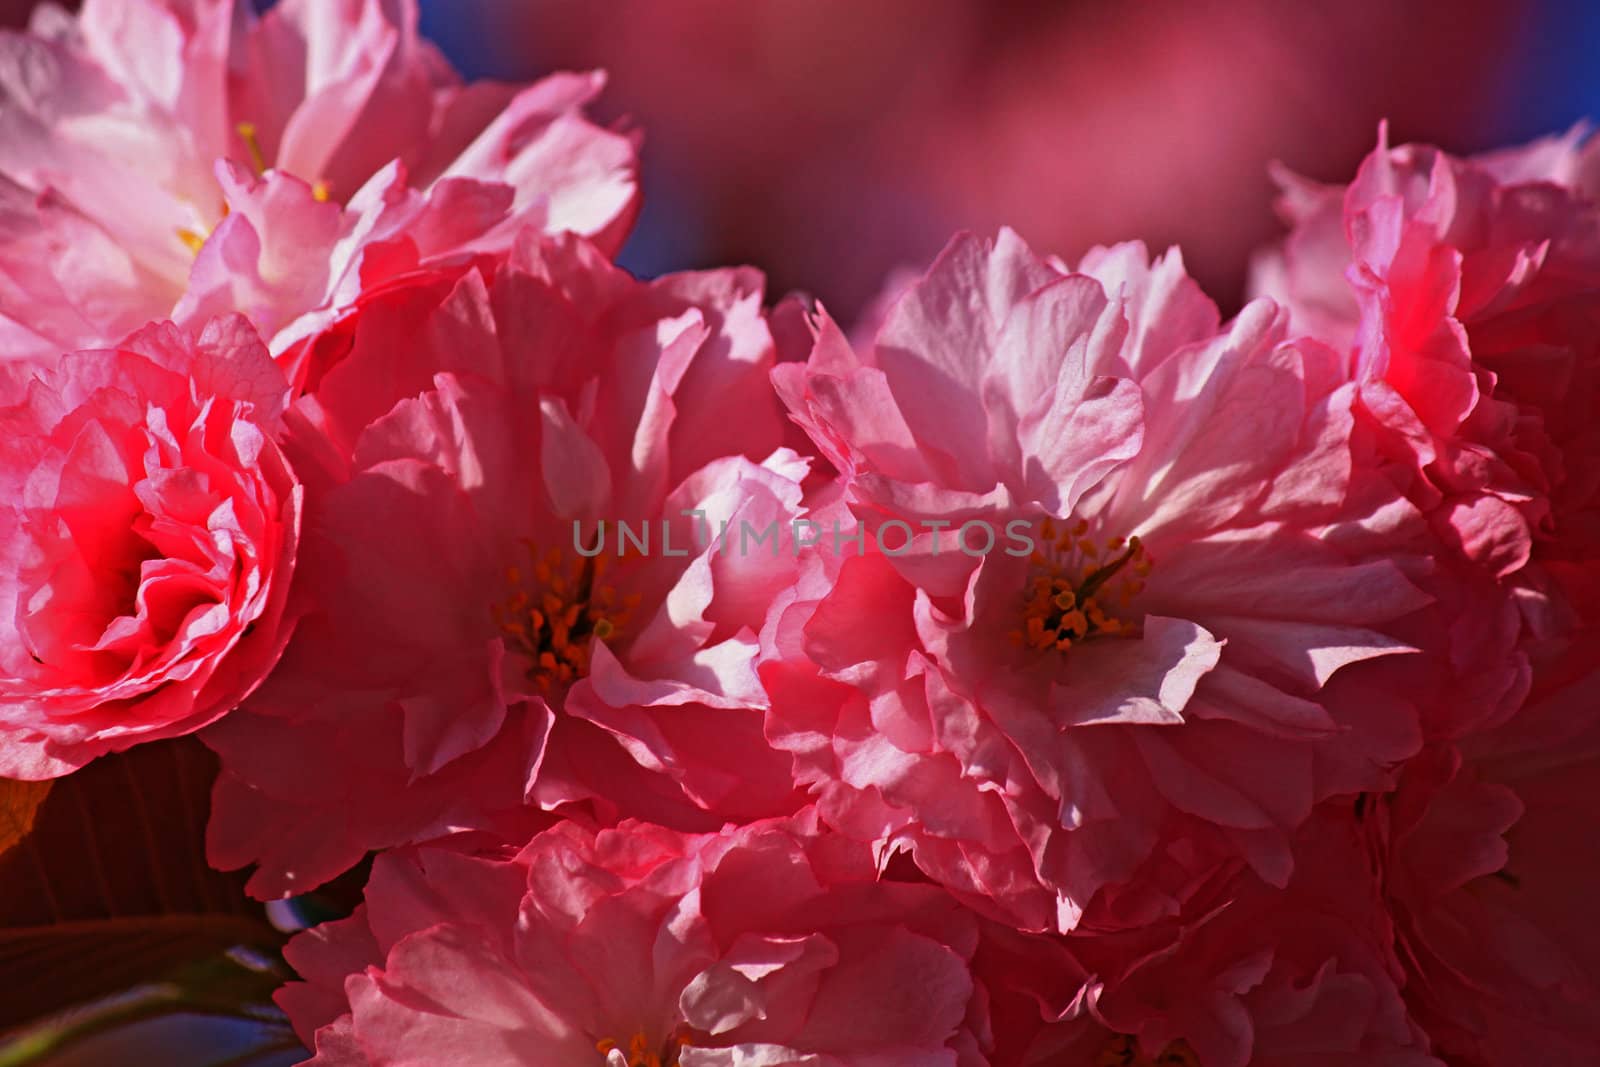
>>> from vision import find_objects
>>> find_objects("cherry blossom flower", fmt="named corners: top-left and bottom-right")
top-left (0, 0), bottom-right (637, 363)
top-left (764, 229), bottom-right (1449, 933)
top-left (204, 233), bottom-right (800, 898)
top-left (1377, 650), bottom-right (1600, 1065)
top-left (1252, 127), bottom-right (1600, 605)
top-left (0, 315), bottom-right (299, 777)
top-left (1035, 804), bottom-right (1437, 1067)
top-left (279, 812), bottom-right (995, 1066)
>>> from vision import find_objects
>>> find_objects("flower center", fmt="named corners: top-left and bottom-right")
top-left (1096, 1034), bottom-right (1200, 1066)
top-left (176, 122), bottom-right (330, 255)
top-left (596, 1030), bottom-right (692, 1066)
top-left (1011, 517), bottom-right (1149, 654)
top-left (491, 541), bottom-right (636, 690)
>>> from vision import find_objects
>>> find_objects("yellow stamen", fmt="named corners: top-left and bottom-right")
top-left (177, 228), bottom-right (207, 254)
top-left (236, 121), bottom-right (268, 174)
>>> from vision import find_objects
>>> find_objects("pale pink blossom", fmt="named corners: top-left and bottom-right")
top-left (0, 315), bottom-right (299, 777)
top-left (279, 812), bottom-right (994, 1066)
top-left (766, 230), bottom-right (1447, 933)
top-left (205, 234), bottom-right (799, 898)
top-left (0, 0), bottom-right (637, 362)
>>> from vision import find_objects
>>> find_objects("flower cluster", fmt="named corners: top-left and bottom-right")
top-left (0, 5), bottom-right (1594, 1065)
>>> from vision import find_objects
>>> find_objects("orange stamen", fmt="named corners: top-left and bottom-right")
top-left (492, 540), bottom-right (628, 690)
top-left (1016, 520), bottom-right (1150, 657)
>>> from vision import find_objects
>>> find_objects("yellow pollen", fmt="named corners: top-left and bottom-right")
top-left (1097, 1034), bottom-right (1201, 1067)
top-left (1009, 521), bottom-right (1149, 655)
top-left (234, 119), bottom-right (332, 200)
top-left (177, 178), bottom-right (232, 257)
top-left (491, 540), bottom-right (630, 690)
top-left (236, 121), bottom-right (268, 175)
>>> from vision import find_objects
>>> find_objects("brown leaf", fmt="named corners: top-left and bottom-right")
top-left (0, 738), bottom-right (259, 927)
top-left (0, 780), bottom-right (50, 860)
top-left (0, 741), bottom-right (295, 1045)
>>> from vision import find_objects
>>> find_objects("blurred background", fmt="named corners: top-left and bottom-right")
top-left (423, 0), bottom-right (1600, 323)
top-left (4, 0), bottom-right (1598, 322)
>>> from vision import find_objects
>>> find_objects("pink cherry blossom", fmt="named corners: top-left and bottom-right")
top-left (279, 812), bottom-right (995, 1066)
top-left (1032, 804), bottom-right (1437, 1067)
top-left (765, 229), bottom-right (1451, 934)
top-left (0, 0), bottom-right (637, 362)
top-left (1252, 127), bottom-right (1600, 605)
top-left (1377, 650), bottom-right (1600, 1065)
top-left (0, 315), bottom-right (299, 778)
top-left (204, 233), bottom-right (801, 898)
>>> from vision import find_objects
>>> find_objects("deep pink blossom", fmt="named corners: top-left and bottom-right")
top-left (1377, 650), bottom-right (1600, 1065)
top-left (0, 316), bottom-right (299, 777)
top-left (279, 812), bottom-right (996, 1066)
top-left (1032, 805), bottom-right (1437, 1067)
top-left (765, 229), bottom-right (1448, 933)
top-left (0, 0), bottom-right (637, 362)
top-left (204, 233), bottom-right (800, 898)
top-left (1252, 127), bottom-right (1600, 607)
